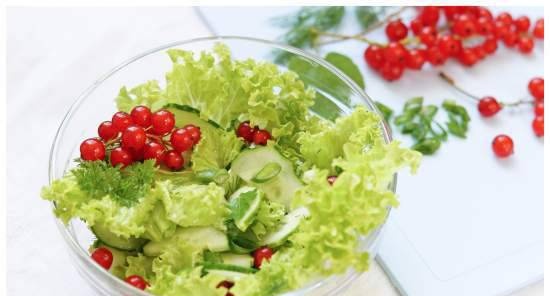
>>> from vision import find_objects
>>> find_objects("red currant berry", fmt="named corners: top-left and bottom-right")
top-left (253, 130), bottom-right (272, 146)
top-left (80, 138), bottom-right (106, 161)
top-left (384, 42), bottom-right (409, 66)
top-left (253, 247), bottom-right (274, 269)
top-left (110, 147), bottom-right (133, 168)
top-left (517, 36), bottom-right (534, 54)
top-left (98, 121), bottom-right (118, 141)
top-left (217, 281), bottom-right (235, 289)
top-left (327, 175), bottom-right (337, 185)
top-left (492, 135), bottom-right (514, 158)
top-left (528, 77), bottom-right (544, 101)
top-left (130, 105), bottom-right (152, 128)
top-left (514, 16), bottom-right (531, 32)
top-left (151, 110), bottom-right (175, 135)
top-left (502, 30), bottom-right (519, 47)
top-left (405, 49), bottom-right (426, 70)
top-left (443, 6), bottom-right (459, 20)
top-left (418, 26), bottom-right (438, 46)
top-left (494, 20), bottom-right (511, 38)
top-left (164, 150), bottom-right (184, 171)
top-left (125, 275), bottom-right (148, 290)
top-left (532, 116), bottom-right (544, 137)
top-left (496, 12), bottom-right (513, 26)
top-left (457, 48), bottom-right (478, 66)
top-left (183, 124), bottom-right (201, 145)
top-left (121, 125), bottom-right (147, 151)
top-left (236, 121), bottom-right (257, 142)
top-left (419, 6), bottom-right (440, 26)
top-left (437, 35), bottom-right (462, 57)
top-left (534, 101), bottom-right (544, 117)
top-left (473, 45), bottom-right (487, 60)
top-left (477, 96), bottom-right (502, 117)
top-left (482, 36), bottom-right (498, 54)
top-left (478, 7), bottom-right (493, 20)
top-left (170, 128), bottom-right (195, 152)
top-left (91, 247), bottom-right (113, 270)
top-left (385, 19), bottom-right (408, 41)
top-left (143, 142), bottom-right (165, 165)
top-left (533, 18), bottom-right (544, 39)
top-left (426, 46), bottom-right (447, 66)
top-left (112, 111), bottom-right (133, 133)
top-left (364, 45), bottom-right (385, 70)
top-left (410, 18), bottom-right (424, 35)
top-left (380, 62), bottom-right (404, 81)
top-left (453, 14), bottom-right (476, 37)
top-left (476, 17), bottom-right (495, 35)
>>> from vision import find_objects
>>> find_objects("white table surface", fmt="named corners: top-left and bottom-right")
top-left (6, 7), bottom-right (543, 296)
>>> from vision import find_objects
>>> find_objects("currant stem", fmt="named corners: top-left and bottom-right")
top-left (311, 28), bottom-right (384, 46)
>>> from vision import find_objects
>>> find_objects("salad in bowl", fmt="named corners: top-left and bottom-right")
top-left (42, 41), bottom-right (420, 296)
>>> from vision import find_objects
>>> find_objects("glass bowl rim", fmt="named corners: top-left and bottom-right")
top-left (47, 35), bottom-right (397, 296)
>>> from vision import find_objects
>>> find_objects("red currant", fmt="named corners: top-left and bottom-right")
top-left (494, 20), bottom-right (511, 38)
top-left (379, 62), bottom-right (404, 81)
top-left (496, 12), bottom-right (513, 26)
top-left (410, 18), bottom-right (424, 35)
top-left (478, 7), bottom-right (493, 20)
top-left (418, 26), bottom-right (438, 46)
top-left (426, 46), bottom-right (447, 66)
top-left (253, 247), bottom-right (274, 269)
top-left (125, 275), bottom-right (148, 290)
top-left (532, 116), bottom-right (544, 137)
top-left (476, 16), bottom-right (495, 35)
top-left (534, 101), bottom-right (544, 117)
top-left (80, 138), bottom-right (106, 161)
top-left (253, 130), bottom-right (271, 146)
top-left (130, 106), bottom-right (152, 128)
top-left (327, 175), bottom-right (337, 185)
top-left (405, 49), bottom-right (426, 70)
top-left (143, 142), bottom-right (165, 165)
top-left (528, 77), bottom-right (544, 101)
top-left (110, 147), bottom-right (133, 168)
top-left (164, 150), bottom-right (184, 171)
top-left (514, 16), bottom-right (531, 32)
top-left (91, 247), bottom-right (113, 270)
top-left (492, 135), bottom-right (514, 158)
top-left (457, 48), bottom-right (478, 66)
top-left (217, 281), bottom-right (235, 289)
top-left (236, 121), bottom-right (257, 142)
top-left (443, 6), bottom-right (459, 20)
top-left (98, 121), bottom-right (118, 141)
top-left (384, 42), bottom-right (409, 66)
top-left (477, 96), bottom-right (501, 117)
top-left (183, 124), bottom-right (201, 145)
top-left (453, 14), bottom-right (476, 37)
top-left (419, 6), bottom-right (440, 26)
top-left (364, 45), bottom-right (385, 70)
top-left (385, 19), bottom-right (408, 41)
top-left (437, 35), bottom-right (462, 57)
top-left (112, 112), bottom-right (133, 133)
top-left (170, 128), bottom-right (195, 152)
top-left (533, 18), bottom-right (544, 39)
top-left (473, 46), bottom-right (487, 60)
top-left (482, 36), bottom-right (498, 54)
top-left (121, 125), bottom-right (147, 151)
top-left (151, 110), bottom-right (175, 135)
top-left (517, 36), bottom-right (534, 54)
top-left (502, 30), bottom-right (519, 47)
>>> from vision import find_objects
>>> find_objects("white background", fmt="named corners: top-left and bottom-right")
top-left (6, 7), bottom-right (543, 296)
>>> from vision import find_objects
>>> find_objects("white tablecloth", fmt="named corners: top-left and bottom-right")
top-left (6, 7), bottom-right (543, 296)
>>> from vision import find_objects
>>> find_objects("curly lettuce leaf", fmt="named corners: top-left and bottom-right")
top-left (191, 127), bottom-right (243, 172)
top-left (157, 181), bottom-right (230, 230)
top-left (116, 80), bottom-right (166, 113)
top-left (148, 267), bottom-right (226, 296)
top-left (152, 240), bottom-right (204, 274)
top-left (249, 200), bottom-right (286, 239)
top-left (142, 201), bottom-right (177, 242)
top-left (126, 254), bottom-right (154, 280)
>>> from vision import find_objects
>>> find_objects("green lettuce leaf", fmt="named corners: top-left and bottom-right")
top-left (142, 201), bottom-right (177, 242)
top-left (249, 200), bottom-right (286, 239)
top-left (148, 266), bottom-right (226, 296)
top-left (191, 127), bottom-right (243, 172)
top-left (152, 240), bottom-right (204, 274)
top-left (126, 254), bottom-right (154, 280)
top-left (116, 80), bottom-right (166, 113)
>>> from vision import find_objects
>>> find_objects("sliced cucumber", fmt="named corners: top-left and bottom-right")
top-left (231, 146), bottom-right (302, 210)
top-left (220, 253), bottom-right (254, 268)
top-left (143, 226), bottom-right (229, 257)
top-left (164, 104), bottom-right (222, 130)
top-left (260, 207), bottom-right (309, 248)
top-left (251, 162), bottom-right (282, 183)
top-left (91, 243), bottom-right (128, 279)
top-left (203, 262), bottom-right (257, 280)
top-left (92, 223), bottom-right (147, 251)
top-left (229, 187), bottom-right (263, 232)
top-left (205, 270), bottom-right (249, 281)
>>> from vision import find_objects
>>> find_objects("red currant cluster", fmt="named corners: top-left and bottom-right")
top-left (236, 121), bottom-right (272, 146)
top-left (364, 6), bottom-right (544, 81)
top-left (529, 77), bottom-right (545, 137)
top-left (79, 106), bottom-right (201, 171)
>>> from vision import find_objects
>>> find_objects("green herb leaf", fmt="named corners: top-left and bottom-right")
top-left (442, 100), bottom-right (470, 138)
top-left (355, 6), bottom-right (385, 29)
top-left (411, 138), bottom-right (441, 155)
top-left (325, 52), bottom-right (365, 89)
top-left (374, 101), bottom-right (393, 122)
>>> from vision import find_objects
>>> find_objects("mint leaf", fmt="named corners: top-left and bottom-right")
top-left (325, 52), bottom-right (365, 89)
top-left (374, 101), bottom-right (393, 122)
top-left (355, 7), bottom-right (386, 29)
top-left (411, 138), bottom-right (441, 155)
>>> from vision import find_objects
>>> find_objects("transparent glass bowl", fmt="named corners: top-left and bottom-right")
top-left (48, 36), bottom-right (395, 296)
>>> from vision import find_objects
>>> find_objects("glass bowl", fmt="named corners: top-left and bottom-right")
top-left (48, 36), bottom-right (395, 296)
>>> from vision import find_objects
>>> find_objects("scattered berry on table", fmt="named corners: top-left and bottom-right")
top-left (492, 135), bottom-right (514, 158)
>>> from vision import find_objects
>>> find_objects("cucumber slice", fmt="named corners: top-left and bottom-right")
top-left (260, 207), bottom-right (309, 248)
top-left (203, 262), bottom-right (257, 278)
top-left (143, 226), bottom-right (229, 257)
top-left (231, 146), bottom-right (302, 209)
top-left (164, 104), bottom-right (222, 130)
top-left (205, 270), bottom-right (249, 281)
top-left (229, 187), bottom-right (262, 232)
top-left (91, 243), bottom-right (128, 279)
top-left (220, 253), bottom-right (254, 268)
top-left (251, 162), bottom-right (282, 183)
top-left (92, 224), bottom-right (147, 251)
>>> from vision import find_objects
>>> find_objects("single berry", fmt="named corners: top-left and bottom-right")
top-left (217, 281), bottom-right (235, 289)
top-left (151, 110), bottom-right (175, 135)
top-left (143, 142), bottom-right (165, 165)
top-left (384, 42), bottom-right (409, 66)
top-left (496, 12), bottom-right (513, 26)
top-left (418, 26), bottom-right (438, 46)
top-left (410, 18), bottom-right (424, 35)
top-left (253, 247), bottom-right (274, 269)
top-left (443, 6), bottom-right (459, 20)
top-left (380, 62), bottom-right (404, 81)
top-left (80, 138), bottom-right (106, 161)
top-left (533, 18), bottom-right (544, 39)
top-left (502, 30), bottom-right (519, 47)
top-left (130, 105), bottom-right (152, 128)
top-left (183, 124), bottom-right (201, 145)
top-left (482, 36), bottom-right (498, 54)
top-left (419, 6), bottom-right (440, 26)
top-left (426, 46), bottom-right (447, 66)
top-left (494, 20), bottom-right (511, 38)
top-left (514, 16), bottom-right (531, 32)
top-left (517, 36), bottom-right (534, 54)
top-left (91, 247), bottom-right (113, 270)
top-left (532, 116), bottom-right (544, 137)
top-left (473, 46), bottom-right (487, 60)
top-left (125, 275), bottom-right (148, 290)
top-left (453, 14), bottom-right (476, 37)
top-left (458, 48), bottom-right (478, 66)
top-left (164, 150), bottom-right (184, 171)
top-left (253, 130), bottom-right (272, 146)
top-left (385, 19), bottom-right (408, 41)
top-left (528, 77), bottom-right (544, 101)
top-left (477, 96), bottom-right (502, 117)
top-left (327, 175), bottom-right (337, 185)
top-left (236, 121), bottom-right (257, 142)
top-left (170, 128), bottom-right (195, 152)
top-left (534, 101), bottom-right (544, 116)
top-left (110, 147), bottom-right (133, 168)
top-left (478, 7), bottom-right (493, 20)
top-left (492, 135), bottom-right (514, 158)
top-left (405, 49), bottom-right (426, 70)
top-left (437, 35), bottom-right (462, 57)
top-left (98, 121), bottom-right (118, 141)
top-left (112, 112), bottom-right (133, 133)
top-left (476, 16), bottom-right (495, 35)
top-left (121, 125), bottom-right (147, 151)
